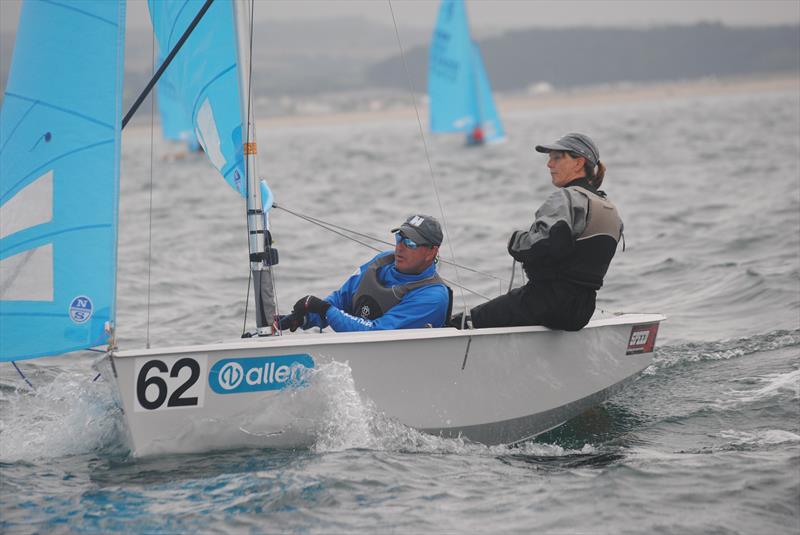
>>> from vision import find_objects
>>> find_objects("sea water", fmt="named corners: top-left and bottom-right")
top-left (1, 86), bottom-right (798, 534)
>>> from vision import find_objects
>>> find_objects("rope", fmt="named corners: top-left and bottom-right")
top-left (387, 0), bottom-right (470, 319)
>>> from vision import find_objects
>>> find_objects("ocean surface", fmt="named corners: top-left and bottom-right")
top-left (1, 85), bottom-right (799, 534)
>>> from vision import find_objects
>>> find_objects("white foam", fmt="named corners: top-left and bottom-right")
top-left (719, 429), bottom-right (800, 446)
top-left (303, 359), bottom-right (595, 457)
top-left (0, 373), bottom-right (125, 462)
top-left (713, 368), bottom-right (800, 409)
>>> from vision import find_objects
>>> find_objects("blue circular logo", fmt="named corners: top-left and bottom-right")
top-left (69, 296), bottom-right (93, 324)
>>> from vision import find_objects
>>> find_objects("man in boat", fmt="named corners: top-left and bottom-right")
top-left (450, 132), bottom-right (623, 331)
top-left (278, 214), bottom-right (451, 332)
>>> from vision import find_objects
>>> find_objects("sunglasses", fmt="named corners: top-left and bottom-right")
top-left (395, 233), bottom-right (429, 249)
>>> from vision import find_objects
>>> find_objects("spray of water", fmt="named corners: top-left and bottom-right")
top-left (0, 371), bottom-right (127, 462)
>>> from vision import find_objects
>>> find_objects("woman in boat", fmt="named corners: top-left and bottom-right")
top-left (452, 132), bottom-right (623, 331)
top-left (278, 214), bottom-right (451, 332)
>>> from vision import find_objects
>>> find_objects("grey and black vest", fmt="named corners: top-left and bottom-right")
top-left (560, 186), bottom-right (623, 289)
top-left (351, 254), bottom-right (445, 320)
top-left (527, 186), bottom-right (623, 290)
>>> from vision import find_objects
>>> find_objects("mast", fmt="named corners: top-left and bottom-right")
top-left (231, 0), bottom-right (278, 335)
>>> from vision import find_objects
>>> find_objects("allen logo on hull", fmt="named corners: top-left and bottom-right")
top-left (208, 354), bottom-right (315, 394)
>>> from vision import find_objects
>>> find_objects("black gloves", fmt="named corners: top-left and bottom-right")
top-left (276, 313), bottom-right (304, 332)
top-left (448, 313), bottom-right (472, 330)
top-left (274, 295), bottom-right (331, 333)
top-left (293, 295), bottom-right (331, 319)
top-left (507, 230), bottom-right (520, 257)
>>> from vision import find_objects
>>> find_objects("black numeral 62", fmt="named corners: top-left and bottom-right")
top-left (136, 358), bottom-right (200, 410)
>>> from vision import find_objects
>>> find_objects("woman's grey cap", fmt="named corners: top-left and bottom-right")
top-left (391, 214), bottom-right (443, 246)
top-left (535, 132), bottom-right (600, 166)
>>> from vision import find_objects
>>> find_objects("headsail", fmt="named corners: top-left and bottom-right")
top-left (156, 60), bottom-right (201, 152)
top-left (428, 0), bottom-right (504, 144)
top-left (0, 0), bottom-right (126, 361)
top-left (148, 0), bottom-right (246, 196)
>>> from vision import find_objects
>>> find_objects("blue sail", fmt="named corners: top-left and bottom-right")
top-left (429, 0), bottom-right (475, 134)
top-left (428, 0), bottom-right (504, 144)
top-left (156, 59), bottom-right (201, 152)
top-left (148, 0), bottom-right (246, 196)
top-left (0, 0), bottom-right (126, 361)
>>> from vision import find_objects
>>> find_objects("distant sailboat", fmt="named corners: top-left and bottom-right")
top-left (428, 0), bottom-right (505, 145)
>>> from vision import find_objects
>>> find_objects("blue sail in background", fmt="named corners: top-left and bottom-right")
top-left (471, 42), bottom-right (505, 142)
top-left (0, 0), bottom-right (126, 361)
top-left (428, 0), bottom-right (504, 144)
top-left (156, 58), bottom-right (201, 152)
top-left (148, 0), bottom-right (246, 196)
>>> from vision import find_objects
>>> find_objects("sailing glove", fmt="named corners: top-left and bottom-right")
top-left (293, 295), bottom-right (331, 320)
top-left (276, 313), bottom-right (304, 332)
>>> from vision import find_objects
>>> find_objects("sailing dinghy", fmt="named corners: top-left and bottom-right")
top-left (428, 0), bottom-right (505, 145)
top-left (1, 0), bottom-right (664, 457)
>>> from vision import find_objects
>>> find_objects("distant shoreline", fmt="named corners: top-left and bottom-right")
top-left (258, 74), bottom-right (799, 129)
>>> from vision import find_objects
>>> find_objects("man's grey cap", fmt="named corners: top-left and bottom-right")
top-left (535, 132), bottom-right (600, 166)
top-left (391, 214), bottom-right (443, 246)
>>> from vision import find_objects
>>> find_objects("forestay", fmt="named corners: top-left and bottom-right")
top-left (0, 1), bottom-right (126, 361)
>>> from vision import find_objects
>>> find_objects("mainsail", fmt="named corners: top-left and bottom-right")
top-left (0, 0), bottom-right (126, 361)
top-left (156, 57), bottom-right (201, 152)
top-left (428, 0), bottom-right (505, 144)
top-left (148, 0), bottom-right (247, 196)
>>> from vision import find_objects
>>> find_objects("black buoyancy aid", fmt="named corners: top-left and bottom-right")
top-left (559, 185), bottom-right (623, 289)
top-left (350, 254), bottom-right (446, 320)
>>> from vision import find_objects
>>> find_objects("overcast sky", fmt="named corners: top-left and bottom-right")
top-left (1, 0), bottom-right (799, 34)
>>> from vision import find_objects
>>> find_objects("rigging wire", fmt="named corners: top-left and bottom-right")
top-left (273, 203), bottom-right (493, 301)
top-left (145, 25), bottom-right (157, 349)
top-left (248, 0), bottom-right (281, 326)
top-left (386, 0), bottom-right (470, 320)
top-left (273, 203), bottom-right (507, 286)
top-left (238, 0), bottom-right (279, 335)
top-left (239, 0), bottom-right (254, 333)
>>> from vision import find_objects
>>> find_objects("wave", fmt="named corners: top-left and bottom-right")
top-left (644, 328), bottom-right (800, 374)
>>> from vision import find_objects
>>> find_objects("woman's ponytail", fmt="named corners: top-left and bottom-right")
top-left (585, 160), bottom-right (606, 188)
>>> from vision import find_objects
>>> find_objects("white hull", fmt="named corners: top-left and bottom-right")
top-left (102, 314), bottom-right (664, 457)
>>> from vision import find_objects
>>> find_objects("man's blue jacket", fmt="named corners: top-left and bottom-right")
top-left (303, 251), bottom-right (449, 332)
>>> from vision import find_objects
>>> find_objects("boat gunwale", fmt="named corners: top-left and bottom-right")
top-left (111, 313), bottom-right (666, 358)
